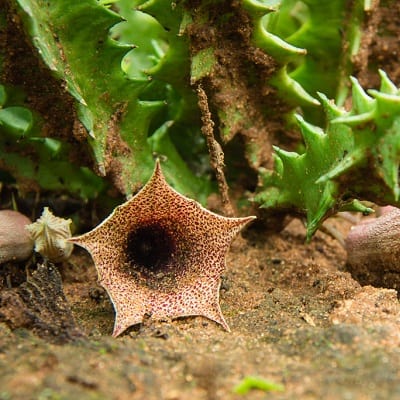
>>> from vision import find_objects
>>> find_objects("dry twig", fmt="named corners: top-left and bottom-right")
top-left (197, 85), bottom-right (234, 216)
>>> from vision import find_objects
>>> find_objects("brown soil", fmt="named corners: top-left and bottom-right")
top-left (186, 0), bottom-right (289, 173)
top-left (2, 216), bottom-right (400, 400)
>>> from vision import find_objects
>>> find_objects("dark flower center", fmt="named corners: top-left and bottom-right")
top-left (126, 222), bottom-right (176, 275)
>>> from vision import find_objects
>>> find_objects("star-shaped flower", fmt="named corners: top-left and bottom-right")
top-left (71, 161), bottom-right (255, 336)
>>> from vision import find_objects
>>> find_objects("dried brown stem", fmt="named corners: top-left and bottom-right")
top-left (196, 85), bottom-right (234, 217)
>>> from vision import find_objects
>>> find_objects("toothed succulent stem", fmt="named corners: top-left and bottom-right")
top-left (243, 0), bottom-right (371, 115)
top-left (256, 73), bottom-right (400, 240)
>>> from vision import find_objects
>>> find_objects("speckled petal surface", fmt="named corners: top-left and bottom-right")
top-left (71, 161), bottom-right (255, 336)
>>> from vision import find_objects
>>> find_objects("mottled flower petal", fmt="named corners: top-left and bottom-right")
top-left (71, 160), bottom-right (255, 336)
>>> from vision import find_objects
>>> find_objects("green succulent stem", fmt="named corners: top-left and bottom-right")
top-left (13, 0), bottom-right (213, 202)
top-left (256, 72), bottom-right (400, 240)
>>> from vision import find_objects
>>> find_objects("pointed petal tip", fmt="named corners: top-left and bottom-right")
top-left (208, 312), bottom-right (231, 332)
top-left (112, 324), bottom-right (125, 338)
top-left (112, 315), bottom-right (135, 337)
top-left (150, 157), bottom-right (167, 184)
top-left (202, 299), bottom-right (231, 332)
top-left (220, 318), bottom-right (231, 332)
top-left (237, 215), bottom-right (257, 226)
top-left (153, 157), bottom-right (163, 174)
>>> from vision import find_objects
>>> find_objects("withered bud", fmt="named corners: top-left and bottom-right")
top-left (26, 207), bottom-right (73, 262)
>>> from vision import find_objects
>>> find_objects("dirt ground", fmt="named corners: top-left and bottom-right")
top-left (1, 215), bottom-right (400, 400)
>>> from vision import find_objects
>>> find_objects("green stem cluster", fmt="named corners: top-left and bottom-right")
top-left (256, 71), bottom-right (400, 239)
